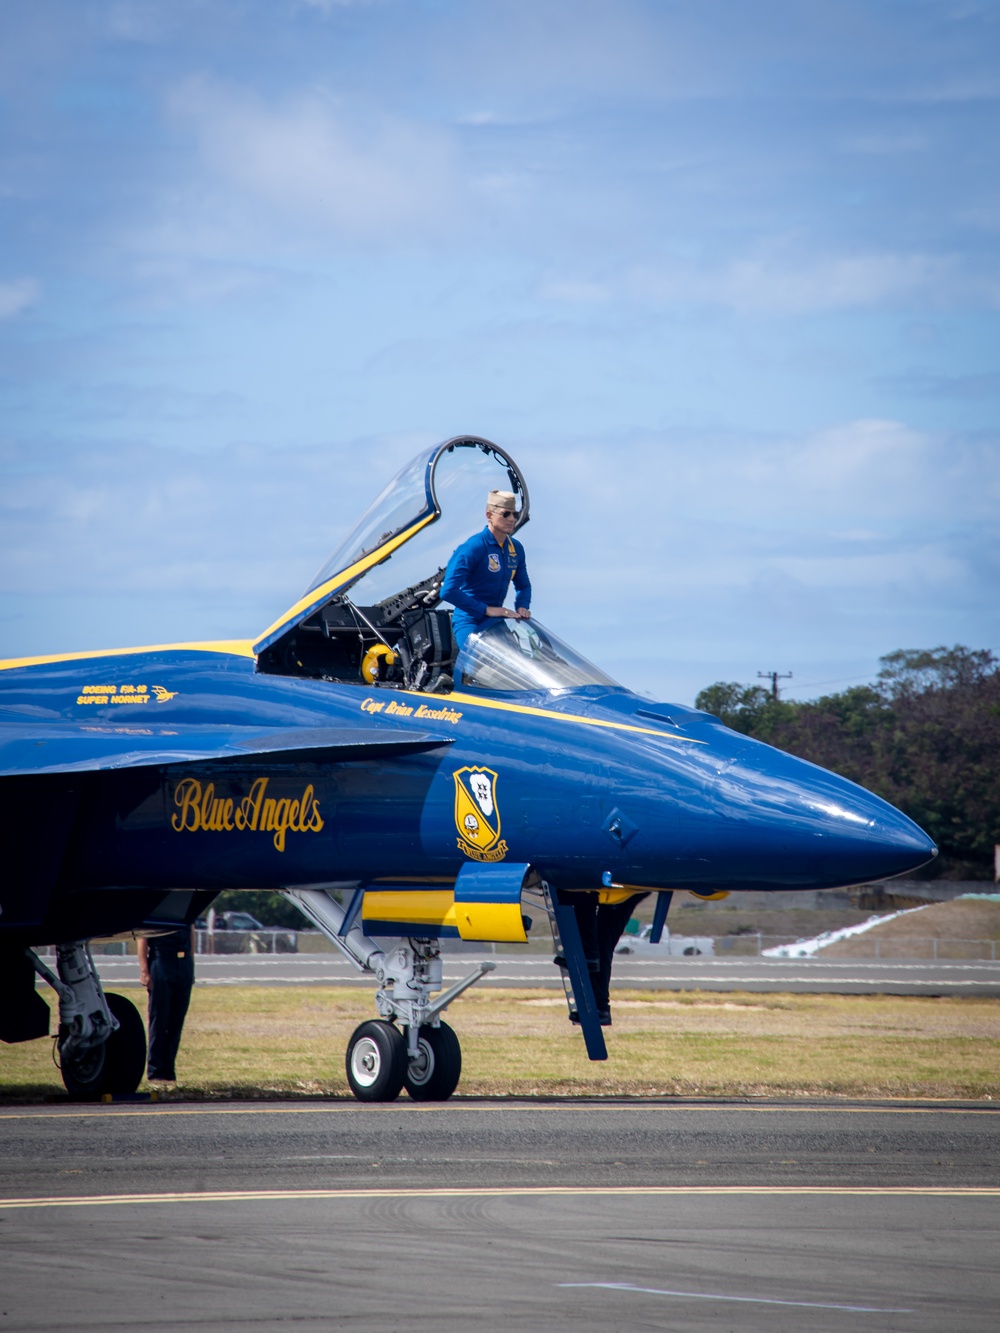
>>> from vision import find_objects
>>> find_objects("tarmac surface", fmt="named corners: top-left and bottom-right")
top-left (90, 950), bottom-right (1000, 995)
top-left (0, 1099), bottom-right (997, 1331)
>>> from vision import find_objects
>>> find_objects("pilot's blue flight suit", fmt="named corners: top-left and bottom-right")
top-left (146, 926), bottom-right (195, 1082)
top-left (441, 526), bottom-right (531, 647)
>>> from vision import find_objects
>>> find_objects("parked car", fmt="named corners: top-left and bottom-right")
top-left (194, 910), bottom-right (297, 952)
top-left (614, 925), bottom-right (715, 957)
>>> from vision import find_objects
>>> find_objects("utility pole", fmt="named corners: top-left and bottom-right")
top-left (758, 670), bottom-right (792, 700)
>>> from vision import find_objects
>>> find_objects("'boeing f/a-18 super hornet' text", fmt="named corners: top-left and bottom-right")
top-left (0, 437), bottom-right (937, 1100)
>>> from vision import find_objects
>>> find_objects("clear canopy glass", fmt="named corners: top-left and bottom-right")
top-left (307, 438), bottom-right (526, 606)
top-left (255, 436), bottom-right (528, 655)
top-left (304, 448), bottom-right (436, 596)
top-left (458, 619), bottom-right (619, 692)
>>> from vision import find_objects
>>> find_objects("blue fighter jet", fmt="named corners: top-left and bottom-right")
top-left (0, 437), bottom-right (936, 1100)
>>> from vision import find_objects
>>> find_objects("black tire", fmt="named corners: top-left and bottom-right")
top-left (404, 1021), bottom-right (462, 1101)
top-left (58, 1031), bottom-right (107, 1099)
top-left (103, 993), bottom-right (147, 1094)
top-left (345, 1020), bottom-right (407, 1102)
top-left (59, 993), bottom-right (147, 1098)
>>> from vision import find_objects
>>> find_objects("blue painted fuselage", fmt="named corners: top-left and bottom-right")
top-left (0, 644), bottom-right (936, 945)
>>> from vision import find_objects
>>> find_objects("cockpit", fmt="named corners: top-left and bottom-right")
top-left (254, 436), bottom-right (616, 695)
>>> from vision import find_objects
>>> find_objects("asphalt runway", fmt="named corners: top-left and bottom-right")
top-left (0, 1101), bottom-right (997, 1331)
top-left (88, 950), bottom-right (1000, 995)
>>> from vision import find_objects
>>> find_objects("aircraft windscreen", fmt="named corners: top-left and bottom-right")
top-left (304, 448), bottom-right (436, 596)
top-left (335, 442), bottom-right (523, 607)
top-left (459, 619), bottom-right (619, 692)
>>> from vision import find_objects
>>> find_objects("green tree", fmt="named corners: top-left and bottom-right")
top-left (694, 682), bottom-right (777, 733)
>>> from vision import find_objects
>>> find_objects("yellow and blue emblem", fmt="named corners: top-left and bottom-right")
top-left (487, 552), bottom-right (501, 573)
top-left (453, 765), bottom-right (508, 862)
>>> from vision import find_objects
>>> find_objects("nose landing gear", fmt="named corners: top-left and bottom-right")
top-left (286, 887), bottom-right (490, 1103)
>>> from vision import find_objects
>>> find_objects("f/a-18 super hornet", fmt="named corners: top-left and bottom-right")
top-left (0, 436), bottom-right (936, 1100)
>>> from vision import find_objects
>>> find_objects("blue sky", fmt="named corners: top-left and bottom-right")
top-left (1, 0), bottom-right (998, 703)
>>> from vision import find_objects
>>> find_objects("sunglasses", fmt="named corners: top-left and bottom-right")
top-left (491, 507), bottom-right (519, 518)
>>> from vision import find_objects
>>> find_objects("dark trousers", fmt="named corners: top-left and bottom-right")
top-left (592, 894), bottom-right (648, 1011)
top-left (571, 892), bottom-right (601, 965)
top-left (147, 954), bottom-right (194, 1080)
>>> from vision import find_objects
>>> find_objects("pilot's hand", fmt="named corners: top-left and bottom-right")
top-left (515, 607), bottom-right (531, 620)
top-left (485, 606), bottom-right (515, 618)
top-left (140, 971), bottom-right (151, 991)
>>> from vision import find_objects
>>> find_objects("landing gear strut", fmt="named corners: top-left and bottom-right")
top-left (28, 942), bottom-right (147, 1098)
top-left (286, 887), bottom-right (491, 1103)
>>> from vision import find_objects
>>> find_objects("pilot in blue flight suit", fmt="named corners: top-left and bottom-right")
top-left (441, 488), bottom-right (531, 648)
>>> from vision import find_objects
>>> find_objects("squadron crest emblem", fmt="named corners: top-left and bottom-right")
top-left (453, 766), bottom-right (508, 862)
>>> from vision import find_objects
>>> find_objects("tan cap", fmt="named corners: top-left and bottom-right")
top-left (487, 489), bottom-right (518, 512)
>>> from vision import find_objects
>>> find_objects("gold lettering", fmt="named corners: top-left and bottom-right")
top-left (458, 837), bottom-right (509, 863)
top-left (171, 778), bottom-right (203, 832)
top-left (199, 783), bottom-right (216, 829)
top-left (413, 703), bottom-right (462, 724)
top-left (270, 798), bottom-right (291, 852)
top-left (170, 775), bottom-right (322, 848)
top-left (236, 777), bottom-right (268, 830)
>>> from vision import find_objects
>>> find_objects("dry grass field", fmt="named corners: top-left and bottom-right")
top-left (1, 987), bottom-right (997, 1102)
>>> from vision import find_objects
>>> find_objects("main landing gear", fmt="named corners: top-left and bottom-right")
top-left (285, 888), bottom-right (487, 1103)
top-left (345, 1018), bottom-right (462, 1102)
top-left (28, 942), bottom-right (147, 1098)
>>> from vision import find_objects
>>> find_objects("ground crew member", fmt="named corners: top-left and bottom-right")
top-left (441, 488), bottom-right (531, 648)
top-left (138, 924), bottom-right (195, 1084)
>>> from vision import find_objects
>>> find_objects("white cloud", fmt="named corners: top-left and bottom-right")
top-left (539, 246), bottom-right (982, 315)
top-left (632, 252), bottom-right (953, 315)
top-left (104, 2), bottom-right (172, 42)
top-left (524, 419), bottom-right (1000, 608)
top-left (296, 0), bottom-right (377, 9)
top-left (0, 279), bottom-right (38, 318)
top-left (162, 80), bottom-right (467, 249)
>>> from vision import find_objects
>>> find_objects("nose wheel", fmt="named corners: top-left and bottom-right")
top-left (345, 1019), bottom-right (463, 1102)
top-left (345, 1020), bottom-right (407, 1101)
top-left (404, 1021), bottom-right (462, 1101)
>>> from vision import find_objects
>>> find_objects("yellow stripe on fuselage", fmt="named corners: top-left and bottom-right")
top-left (0, 640), bottom-right (703, 747)
top-left (0, 641), bottom-right (256, 672)
top-left (402, 689), bottom-right (705, 745)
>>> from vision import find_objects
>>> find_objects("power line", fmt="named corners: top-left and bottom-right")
top-left (790, 673), bottom-right (875, 691)
top-left (758, 670), bottom-right (792, 700)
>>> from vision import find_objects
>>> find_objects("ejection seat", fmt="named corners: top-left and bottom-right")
top-left (405, 609), bottom-right (456, 693)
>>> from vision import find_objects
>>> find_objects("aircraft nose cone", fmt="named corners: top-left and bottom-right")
top-left (711, 742), bottom-right (937, 888)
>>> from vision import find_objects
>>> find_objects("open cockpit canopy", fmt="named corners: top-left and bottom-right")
top-left (254, 435), bottom-right (615, 695)
top-left (254, 437), bottom-right (528, 658)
